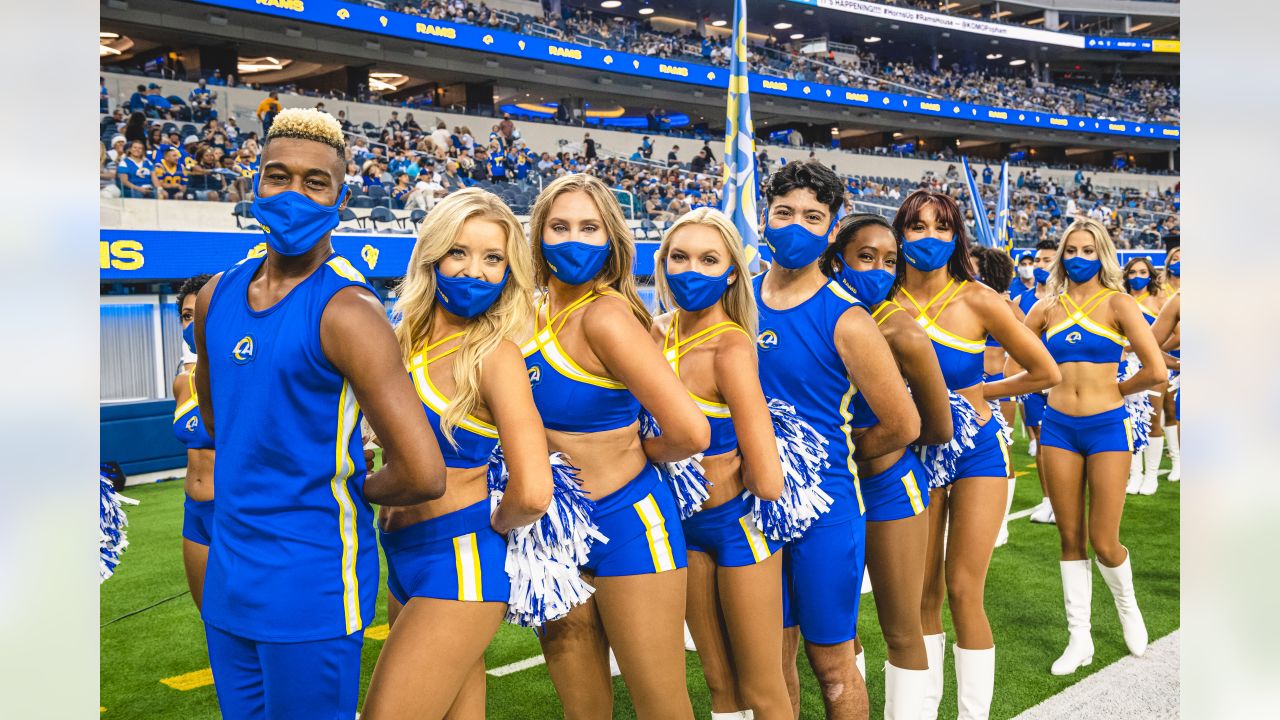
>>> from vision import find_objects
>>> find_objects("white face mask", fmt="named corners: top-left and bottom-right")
top-left (1017, 265), bottom-right (1035, 280)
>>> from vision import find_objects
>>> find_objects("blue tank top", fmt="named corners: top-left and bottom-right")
top-left (848, 301), bottom-right (905, 429)
top-left (1008, 279), bottom-right (1035, 300)
top-left (754, 274), bottom-right (864, 523)
top-left (202, 253), bottom-right (378, 642)
top-left (662, 313), bottom-right (746, 457)
top-left (409, 333), bottom-right (501, 469)
top-left (173, 369), bottom-right (214, 450)
top-left (1042, 289), bottom-right (1126, 365)
top-left (1018, 285), bottom-right (1039, 316)
top-left (899, 280), bottom-right (986, 391)
top-left (522, 290), bottom-right (641, 432)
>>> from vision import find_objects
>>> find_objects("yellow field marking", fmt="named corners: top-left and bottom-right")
top-left (365, 623), bottom-right (390, 641)
top-left (1015, 471), bottom-right (1030, 478)
top-left (160, 667), bottom-right (213, 691)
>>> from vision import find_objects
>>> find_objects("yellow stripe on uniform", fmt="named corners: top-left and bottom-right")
top-left (453, 533), bottom-right (483, 601)
top-left (326, 257), bottom-right (367, 283)
top-left (634, 494), bottom-right (676, 572)
top-left (738, 514), bottom-right (772, 563)
top-left (900, 469), bottom-right (925, 515)
top-left (837, 383), bottom-right (865, 515)
top-left (329, 380), bottom-right (362, 634)
top-left (1123, 418), bottom-right (1134, 453)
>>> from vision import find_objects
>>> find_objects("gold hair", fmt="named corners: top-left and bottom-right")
top-left (653, 207), bottom-right (758, 339)
top-left (392, 188), bottom-right (535, 447)
top-left (266, 108), bottom-right (345, 153)
top-left (528, 173), bottom-right (650, 328)
top-left (1046, 217), bottom-right (1125, 305)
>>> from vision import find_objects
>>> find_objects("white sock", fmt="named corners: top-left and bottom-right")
top-left (1165, 424), bottom-right (1180, 460)
top-left (710, 712), bottom-right (752, 720)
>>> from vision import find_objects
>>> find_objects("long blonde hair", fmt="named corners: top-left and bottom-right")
top-left (1046, 217), bottom-right (1125, 306)
top-left (393, 188), bottom-right (535, 446)
top-left (528, 173), bottom-right (651, 328)
top-left (654, 207), bottom-right (758, 339)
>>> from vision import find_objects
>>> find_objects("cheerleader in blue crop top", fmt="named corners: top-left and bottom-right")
top-left (522, 174), bottom-right (708, 720)
top-left (364, 188), bottom-right (557, 718)
top-left (1023, 219), bottom-right (1165, 678)
top-left (650, 209), bottom-right (791, 720)
top-left (893, 190), bottom-right (1060, 719)
top-left (196, 111), bottom-right (448, 720)
top-left (1122, 257), bottom-right (1169, 495)
top-left (1158, 241), bottom-right (1182, 483)
top-left (173, 274), bottom-right (216, 612)
top-left (757, 161), bottom-right (921, 719)
top-left (821, 213), bottom-right (956, 717)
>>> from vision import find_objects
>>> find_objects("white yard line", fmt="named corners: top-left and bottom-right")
top-left (1012, 631), bottom-right (1179, 719)
top-left (487, 654), bottom-right (547, 677)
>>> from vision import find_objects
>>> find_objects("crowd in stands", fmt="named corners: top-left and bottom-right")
top-left (366, 0), bottom-right (1179, 124)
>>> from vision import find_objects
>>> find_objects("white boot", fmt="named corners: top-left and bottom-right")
top-left (1028, 438), bottom-right (1037, 457)
top-left (608, 647), bottom-right (621, 676)
top-left (684, 622), bottom-right (697, 652)
top-left (1051, 560), bottom-right (1094, 675)
top-left (855, 649), bottom-right (865, 680)
top-left (1029, 497), bottom-right (1056, 524)
top-left (994, 477), bottom-right (1016, 547)
top-left (710, 712), bottom-right (752, 720)
top-left (1098, 551), bottom-right (1148, 657)
top-left (884, 662), bottom-right (929, 720)
top-left (1139, 436), bottom-right (1164, 495)
top-left (920, 633), bottom-right (946, 720)
top-left (1166, 425), bottom-right (1181, 482)
top-left (1125, 452), bottom-right (1143, 495)
top-left (861, 571), bottom-right (873, 594)
top-left (953, 645), bottom-right (995, 720)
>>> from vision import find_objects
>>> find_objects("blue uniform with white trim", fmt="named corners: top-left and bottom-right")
top-left (173, 369), bottom-right (215, 546)
top-left (202, 253), bottom-right (377, 720)
top-left (522, 290), bottom-right (686, 576)
top-left (754, 274), bottom-right (866, 644)
top-left (381, 333), bottom-right (509, 606)
top-left (663, 314), bottom-right (782, 567)
top-left (1040, 289), bottom-right (1135, 455)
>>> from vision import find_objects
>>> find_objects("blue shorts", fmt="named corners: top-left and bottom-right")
top-left (205, 624), bottom-right (362, 720)
top-left (953, 415), bottom-right (1012, 481)
top-left (381, 500), bottom-right (510, 606)
top-left (861, 451), bottom-right (930, 522)
top-left (182, 495), bottom-right (214, 546)
top-left (1041, 405), bottom-right (1134, 456)
top-left (583, 464), bottom-right (688, 577)
top-left (1023, 392), bottom-right (1047, 427)
top-left (782, 516), bottom-right (866, 644)
top-left (683, 492), bottom-right (782, 567)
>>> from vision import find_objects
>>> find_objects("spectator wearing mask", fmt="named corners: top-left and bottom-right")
top-left (390, 173), bottom-right (413, 209)
top-left (116, 140), bottom-right (155, 198)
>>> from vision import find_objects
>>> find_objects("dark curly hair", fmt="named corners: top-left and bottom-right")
top-left (971, 246), bottom-right (1015, 294)
top-left (177, 274), bottom-right (213, 308)
top-left (765, 160), bottom-right (845, 216)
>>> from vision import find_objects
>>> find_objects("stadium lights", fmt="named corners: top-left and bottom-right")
top-left (639, 7), bottom-right (654, 15)
top-left (100, 32), bottom-right (119, 39)
top-left (790, 33), bottom-right (804, 39)
top-left (864, 36), bottom-right (881, 43)
top-left (942, 2), bottom-right (961, 9)
top-left (712, 20), bottom-right (727, 27)
top-left (1130, 21), bottom-right (1151, 32)
top-left (774, 22), bottom-right (793, 30)
top-left (100, 45), bottom-right (122, 56)
top-left (601, 1), bottom-right (622, 9)
top-left (985, 53), bottom-right (1003, 60)
top-left (991, 11), bottom-right (1011, 19)
top-left (1026, 17), bottom-right (1044, 25)
top-left (1009, 59), bottom-right (1026, 66)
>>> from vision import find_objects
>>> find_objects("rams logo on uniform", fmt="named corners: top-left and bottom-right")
top-left (757, 330), bottom-right (779, 351)
top-left (1065, 331), bottom-right (1082, 345)
top-left (185, 416), bottom-right (199, 432)
top-left (232, 335), bottom-right (257, 365)
top-left (528, 365), bottom-right (542, 386)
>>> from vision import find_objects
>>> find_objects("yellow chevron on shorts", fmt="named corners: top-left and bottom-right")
top-left (900, 469), bottom-right (925, 515)
top-left (634, 494), bottom-right (676, 572)
top-left (738, 514), bottom-right (772, 563)
top-left (454, 533), bottom-right (483, 601)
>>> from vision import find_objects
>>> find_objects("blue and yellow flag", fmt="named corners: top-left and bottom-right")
top-left (961, 155), bottom-right (995, 248)
top-left (995, 161), bottom-right (1012, 253)
top-left (719, 0), bottom-right (761, 272)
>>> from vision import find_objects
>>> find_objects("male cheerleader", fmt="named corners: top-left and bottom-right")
top-left (193, 108), bottom-right (446, 719)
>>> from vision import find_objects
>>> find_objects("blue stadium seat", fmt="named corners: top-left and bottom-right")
top-left (368, 206), bottom-right (397, 232)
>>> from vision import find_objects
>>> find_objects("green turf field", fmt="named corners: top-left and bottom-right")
top-left (100, 426), bottom-right (1179, 718)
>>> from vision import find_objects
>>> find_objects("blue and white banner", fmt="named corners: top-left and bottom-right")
top-left (719, 0), bottom-right (762, 273)
top-left (186, 0), bottom-right (1181, 140)
top-left (961, 155), bottom-right (995, 248)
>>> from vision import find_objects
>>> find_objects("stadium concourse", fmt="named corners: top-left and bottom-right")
top-left (100, 0), bottom-right (1180, 718)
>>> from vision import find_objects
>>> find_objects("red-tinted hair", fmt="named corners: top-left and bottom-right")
top-left (892, 189), bottom-right (975, 282)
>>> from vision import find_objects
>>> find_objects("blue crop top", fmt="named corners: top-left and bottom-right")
top-left (1043, 289), bottom-right (1126, 365)
top-left (848, 301), bottom-right (906, 429)
top-left (662, 313), bottom-right (745, 457)
top-left (522, 290), bottom-right (642, 433)
top-left (410, 333), bottom-right (500, 469)
top-left (899, 280), bottom-right (986, 391)
top-left (1133, 291), bottom-right (1158, 326)
top-left (173, 368), bottom-right (214, 450)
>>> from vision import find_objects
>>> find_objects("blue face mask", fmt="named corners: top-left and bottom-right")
top-left (1063, 256), bottom-right (1102, 283)
top-left (835, 262), bottom-right (896, 306)
top-left (666, 265), bottom-right (732, 312)
top-left (1128, 276), bottom-right (1151, 292)
top-left (543, 239), bottom-right (611, 285)
top-left (435, 267), bottom-right (509, 319)
top-left (1033, 267), bottom-right (1051, 285)
top-left (763, 219), bottom-right (833, 269)
top-left (1168, 261), bottom-right (1180, 277)
top-left (901, 236), bottom-right (955, 272)
top-left (182, 322), bottom-right (196, 355)
top-left (250, 176), bottom-right (349, 257)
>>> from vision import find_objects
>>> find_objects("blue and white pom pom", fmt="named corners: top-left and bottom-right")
top-left (988, 400), bottom-right (1014, 447)
top-left (751, 398), bottom-right (833, 542)
top-left (638, 410), bottom-right (709, 519)
top-left (1120, 354), bottom-right (1153, 452)
top-left (920, 392), bottom-right (982, 489)
top-left (100, 471), bottom-right (138, 583)
top-left (488, 447), bottom-right (606, 628)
